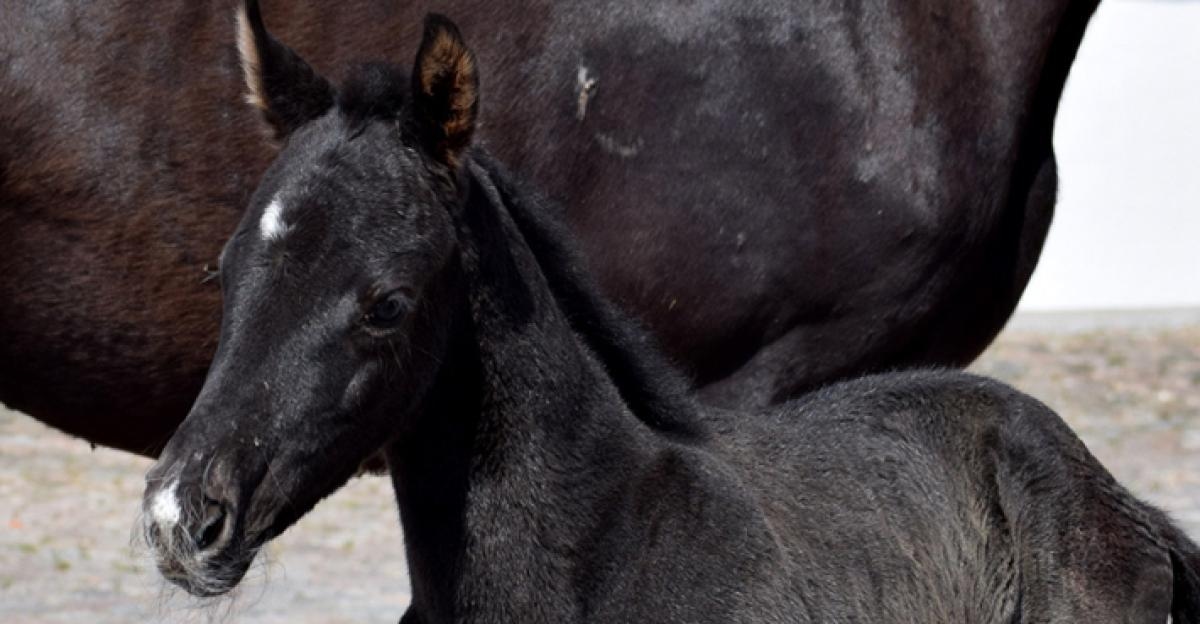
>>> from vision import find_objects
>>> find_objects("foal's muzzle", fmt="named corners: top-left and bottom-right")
top-left (142, 456), bottom-right (253, 597)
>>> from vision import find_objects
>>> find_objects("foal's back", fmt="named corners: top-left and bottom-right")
top-left (711, 371), bottom-right (1187, 622)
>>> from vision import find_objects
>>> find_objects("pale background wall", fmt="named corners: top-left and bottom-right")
top-left (1019, 0), bottom-right (1200, 311)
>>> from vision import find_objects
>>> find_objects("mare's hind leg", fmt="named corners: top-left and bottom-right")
top-left (995, 400), bottom-right (1173, 622)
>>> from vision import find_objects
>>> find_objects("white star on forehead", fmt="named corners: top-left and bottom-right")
top-left (260, 194), bottom-right (289, 241)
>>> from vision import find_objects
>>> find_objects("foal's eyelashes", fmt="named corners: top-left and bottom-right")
top-left (364, 289), bottom-right (412, 329)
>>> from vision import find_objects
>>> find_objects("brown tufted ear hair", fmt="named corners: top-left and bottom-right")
top-left (236, 0), bottom-right (335, 139)
top-left (409, 14), bottom-right (479, 169)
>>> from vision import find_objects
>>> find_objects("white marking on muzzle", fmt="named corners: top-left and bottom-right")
top-left (260, 195), bottom-right (288, 241)
top-left (150, 479), bottom-right (182, 528)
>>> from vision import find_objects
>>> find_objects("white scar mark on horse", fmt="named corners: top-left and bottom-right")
top-left (594, 132), bottom-right (642, 158)
top-left (260, 195), bottom-right (288, 241)
top-left (576, 66), bottom-right (598, 121)
top-left (151, 479), bottom-right (181, 527)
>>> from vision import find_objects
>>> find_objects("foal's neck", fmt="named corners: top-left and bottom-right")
top-left (389, 162), bottom-right (684, 623)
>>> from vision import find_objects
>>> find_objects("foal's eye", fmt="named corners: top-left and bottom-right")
top-left (365, 291), bottom-right (410, 328)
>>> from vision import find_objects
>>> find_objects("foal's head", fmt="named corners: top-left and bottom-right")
top-left (141, 2), bottom-right (481, 596)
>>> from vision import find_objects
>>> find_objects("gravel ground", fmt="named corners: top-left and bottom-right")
top-left (2, 312), bottom-right (1198, 622)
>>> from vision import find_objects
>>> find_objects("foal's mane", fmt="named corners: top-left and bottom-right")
top-left (467, 152), bottom-right (706, 440)
top-left (333, 63), bottom-right (704, 439)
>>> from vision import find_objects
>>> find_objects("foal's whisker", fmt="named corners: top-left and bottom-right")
top-left (256, 445), bottom-right (296, 513)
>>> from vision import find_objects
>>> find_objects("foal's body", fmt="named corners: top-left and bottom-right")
top-left (399, 372), bottom-right (1172, 621)
top-left (141, 9), bottom-right (1199, 622)
top-left (389, 160), bottom-right (1193, 622)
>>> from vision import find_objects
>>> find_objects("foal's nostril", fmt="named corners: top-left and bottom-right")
top-left (145, 520), bottom-right (163, 549)
top-left (193, 499), bottom-right (228, 551)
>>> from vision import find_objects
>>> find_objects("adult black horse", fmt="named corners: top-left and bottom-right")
top-left (142, 13), bottom-right (1199, 620)
top-left (0, 0), bottom-right (1097, 456)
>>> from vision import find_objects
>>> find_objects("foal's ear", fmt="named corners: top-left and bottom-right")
top-left (236, 0), bottom-right (335, 139)
top-left (410, 14), bottom-right (479, 169)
